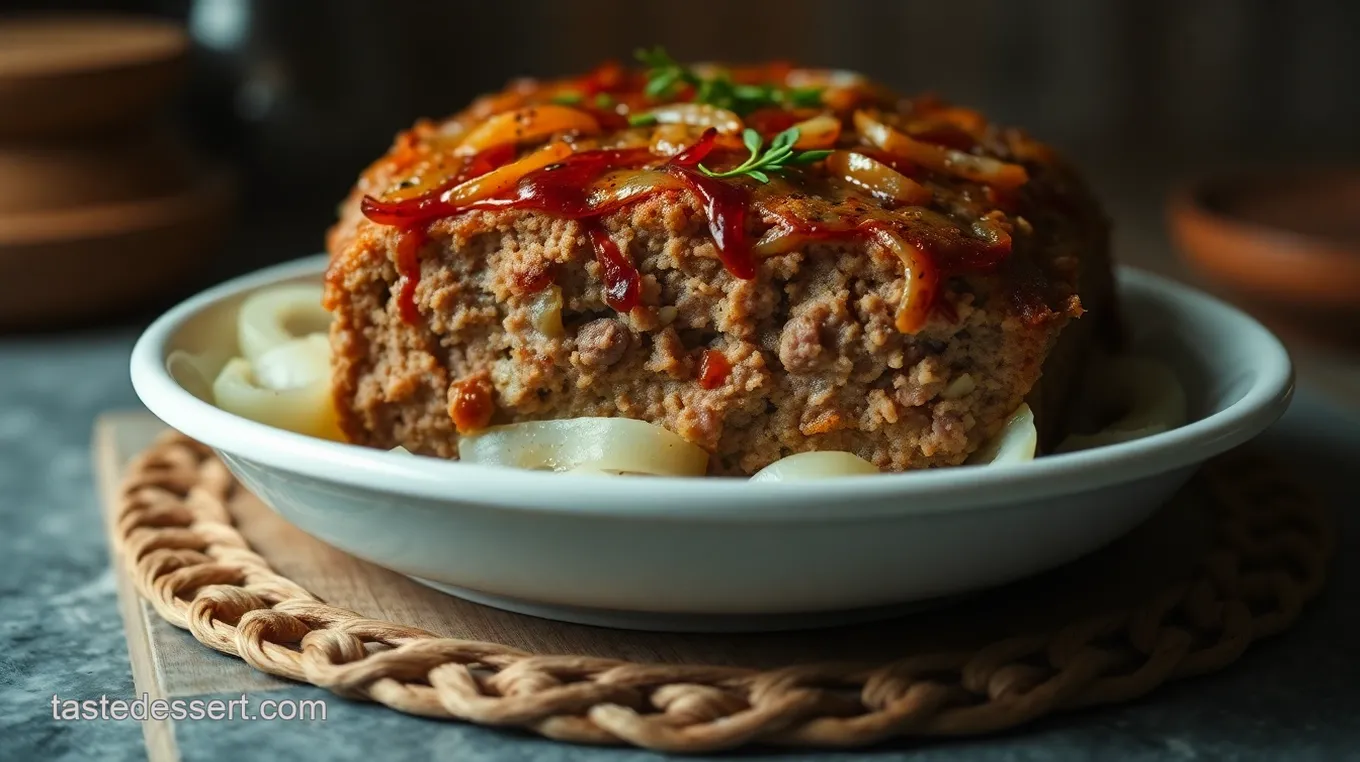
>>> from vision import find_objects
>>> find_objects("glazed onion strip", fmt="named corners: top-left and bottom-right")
top-left (752, 224), bottom-right (807, 257)
top-left (789, 113), bottom-right (841, 149)
top-left (236, 283), bottom-right (331, 362)
top-left (636, 103), bottom-right (744, 133)
top-left (458, 418), bottom-right (709, 476)
top-left (455, 105), bottom-right (600, 155)
top-left (586, 169), bottom-right (687, 209)
top-left (854, 110), bottom-right (1028, 190)
top-left (871, 227), bottom-right (937, 333)
top-left (825, 150), bottom-right (932, 206)
top-left (443, 141), bottom-right (574, 206)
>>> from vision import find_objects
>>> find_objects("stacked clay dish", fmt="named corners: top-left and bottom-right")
top-left (0, 15), bottom-right (232, 326)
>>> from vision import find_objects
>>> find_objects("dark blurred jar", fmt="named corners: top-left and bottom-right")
top-left (180, 0), bottom-right (441, 241)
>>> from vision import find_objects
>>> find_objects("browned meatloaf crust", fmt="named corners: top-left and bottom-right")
top-left (324, 63), bottom-right (1118, 475)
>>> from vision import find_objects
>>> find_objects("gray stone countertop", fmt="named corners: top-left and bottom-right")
top-left (1, 270), bottom-right (1359, 760)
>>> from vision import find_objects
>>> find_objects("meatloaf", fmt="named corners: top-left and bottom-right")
top-left (324, 57), bottom-right (1119, 475)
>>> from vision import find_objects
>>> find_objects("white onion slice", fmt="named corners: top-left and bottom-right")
top-left (237, 284), bottom-right (330, 363)
top-left (167, 349), bottom-right (225, 403)
top-left (212, 333), bottom-right (343, 441)
top-left (967, 403), bottom-right (1038, 466)
top-left (750, 451), bottom-right (879, 482)
top-left (636, 103), bottom-right (743, 133)
top-left (458, 417), bottom-right (709, 476)
top-left (1056, 357), bottom-right (1186, 453)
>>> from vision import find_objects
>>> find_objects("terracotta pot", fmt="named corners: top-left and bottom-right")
top-left (1169, 169), bottom-right (1360, 313)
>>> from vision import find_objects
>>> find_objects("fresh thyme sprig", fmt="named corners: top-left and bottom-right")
top-left (634, 46), bottom-right (823, 114)
top-left (698, 127), bottom-right (831, 184)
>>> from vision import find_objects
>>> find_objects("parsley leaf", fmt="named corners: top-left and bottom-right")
top-left (634, 46), bottom-right (824, 114)
top-left (697, 127), bottom-right (830, 183)
top-left (635, 46), bottom-right (697, 100)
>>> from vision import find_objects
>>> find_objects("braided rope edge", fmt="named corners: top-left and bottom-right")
top-left (113, 432), bottom-right (1335, 753)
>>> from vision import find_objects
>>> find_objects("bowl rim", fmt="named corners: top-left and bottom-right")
top-left (130, 255), bottom-right (1294, 522)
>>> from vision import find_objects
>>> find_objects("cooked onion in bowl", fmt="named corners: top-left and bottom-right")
top-left (459, 417), bottom-right (710, 476)
top-left (208, 284), bottom-right (1189, 479)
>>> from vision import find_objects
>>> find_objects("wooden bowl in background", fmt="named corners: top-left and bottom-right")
top-left (0, 15), bottom-right (188, 139)
top-left (0, 13), bottom-right (235, 327)
top-left (0, 169), bottom-right (234, 327)
top-left (0, 121), bottom-right (198, 215)
top-left (1169, 168), bottom-right (1360, 346)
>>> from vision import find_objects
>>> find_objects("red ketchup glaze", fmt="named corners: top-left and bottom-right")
top-left (579, 60), bottom-right (626, 95)
top-left (469, 147), bottom-right (656, 217)
top-left (698, 349), bottom-right (731, 389)
top-left (667, 128), bottom-right (718, 166)
top-left (584, 222), bottom-right (640, 312)
top-left (581, 106), bottom-right (630, 131)
top-left (361, 128), bottom-right (760, 324)
top-left (361, 143), bottom-right (516, 226)
top-left (666, 166), bottom-right (755, 279)
top-left (744, 108), bottom-right (802, 136)
top-left (448, 375), bottom-right (495, 434)
top-left (393, 226), bottom-right (427, 323)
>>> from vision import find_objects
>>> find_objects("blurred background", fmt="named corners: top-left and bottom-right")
top-left (2, 0), bottom-right (1359, 386)
top-left (6, 0), bottom-right (1360, 262)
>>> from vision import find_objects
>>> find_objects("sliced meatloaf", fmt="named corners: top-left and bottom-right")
top-left (324, 59), bottom-right (1119, 475)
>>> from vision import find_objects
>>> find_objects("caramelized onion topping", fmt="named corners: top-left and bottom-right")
top-left (638, 103), bottom-right (744, 133)
top-left (789, 113), bottom-right (842, 149)
top-left (870, 227), bottom-right (938, 333)
top-left (854, 110), bottom-right (1029, 190)
top-left (356, 63), bottom-right (1043, 340)
top-left (825, 150), bottom-right (932, 206)
top-left (456, 105), bottom-right (601, 154)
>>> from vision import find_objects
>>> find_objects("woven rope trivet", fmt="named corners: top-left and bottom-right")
top-left (113, 432), bottom-right (1334, 753)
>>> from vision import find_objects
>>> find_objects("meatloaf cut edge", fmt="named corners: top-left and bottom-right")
top-left (325, 178), bottom-right (1115, 476)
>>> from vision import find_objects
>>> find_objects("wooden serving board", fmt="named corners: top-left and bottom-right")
top-left (96, 411), bottom-right (1223, 761)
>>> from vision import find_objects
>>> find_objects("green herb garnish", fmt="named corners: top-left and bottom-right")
top-left (635, 46), bottom-right (695, 100)
top-left (550, 91), bottom-right (584, 105)
top-left (698, 127), bottom-right (831, 184)
top-left (593, 92), bottom-right (615, 108)
top-left (627, 112), bottom-right (659, 127)
top-left (634, 46), bottom-right (823, 114)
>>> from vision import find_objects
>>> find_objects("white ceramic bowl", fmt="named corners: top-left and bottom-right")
top-left (131, 255), bottom-right (1293, 631)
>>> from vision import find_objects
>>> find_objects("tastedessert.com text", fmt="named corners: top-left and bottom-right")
top-left (50, 693), bottom-right (326, 722)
